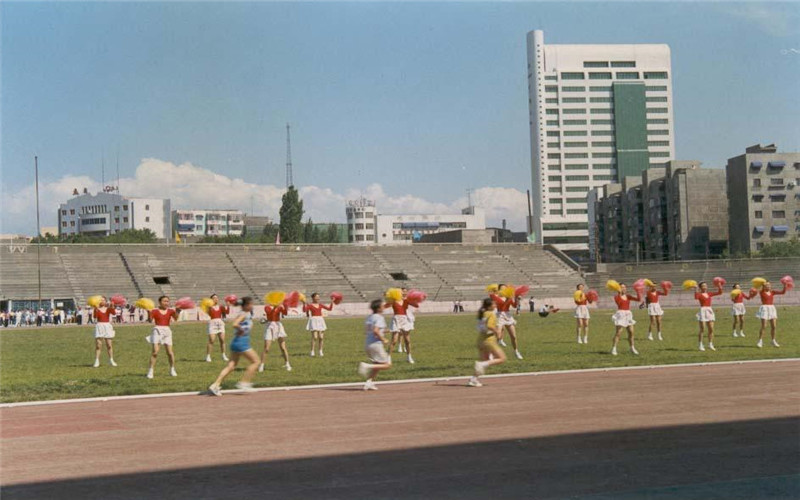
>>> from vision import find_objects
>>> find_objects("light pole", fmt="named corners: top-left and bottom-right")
top-left (34, 156), bottom-right (42, 310)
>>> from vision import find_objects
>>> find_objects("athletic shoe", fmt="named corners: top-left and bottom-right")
top-left (205, 354), bottom-right (212, 362)
top-left (258, 363), bottom-right (265, 372)
top-left (772, 339), bottom-right (780, 348)
top-left (631, 346), bottom-right (639, 355)
top-left (708, 343), bottom-right (716, 351)
top-left (93, 359), bottom-right (100, 368)
top-left (310, 350), bottom-right (315, 357)
top-left (515, 350), bottom-right (523, 360)
top-left (474, 360), bottom-right (487, 376)
top-left (657, 332), bottom-right (663, 341)
top-left (319, 350), bottom-right (324, 357)
top-left (363, 380), bottom-right (378, 391)
top-left (499, 339), bottom-right (508, 347)
top-left (235, 381), bottom-right (254, 391)
top-left (397, 345), bottom-right (403, 353)
top-left (647, 332), bottom-right (654, 341)
top-left (208, 384), bottom-right (222, 396)
top-left (611, 346), bottom-right (618, 356)
top-left (756, 339), bottom-right (763, 348)
top-left (467, 377), bottom-right (483, 388)
top-left (740, 331), bottom-right (746, 337)
top-left (146, 369), bottom-right (154, 379)
top-left (407, 355), bottom-right (415, 364)
top-left (358, 362), bottom-right (371, 377)
top-left (577, 335), bottom-right (583, 344)
top-left (109, 359), bottom-right (117, 367)
top-left (222, 353), bottom-right (229, 362)
top-left (170, 367), bottom-right (178, 377)
top-left (732, 332), bottom-right (739, 338)
top-left (583, 336), bottom-right (589, 344)
top-left (699, 342), bottom-right (705, 352)
top-left (284, 363), bottom-right (292, 372)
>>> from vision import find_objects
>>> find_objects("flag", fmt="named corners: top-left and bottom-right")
top-left (175, 232), bottom-right (182, 244)
top-left (275, 232), bottom-right (281, 245)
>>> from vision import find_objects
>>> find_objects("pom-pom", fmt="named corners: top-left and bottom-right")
top-left (632, 279), bottom-right (646, 292)
top-left (134, 298), bottom-right (155, 311)
top-left (297, 292), bottom-right (307, 304)
top-left (285, 291), bottom-right (301, 308)
top-left (751, 277), bottom-right (767, 290)
top-left (385, 288), bottom-right (403, 303)
top-left (573, 290), bottom-right (585, 302)
top-left (224, 294), bottom-right (238, 305)
top-left (713, 276), bottom-right (726, 287)
top-left (87, 295), bottom-right (103, 308)
top-left (514, 285), bottom-right (530, 297)
top-left (643, 279), bottom-right (655, 288)
top-left (110, 295), bottom-right (127, 306)
top-left (586, 290), bottom-right (599, 303)
top-left (175, 297), bottom-right (195, 310)
top-left (682, 280), bottom-right (698, 290)
top-left (661, 281), bottom-right (673, 291)
top-left (330, 292), bottom-right (343, 305)
top-left (486, 283), bottom-right (499, 293)
top-left (264, 291), bottom-right (286, 306)
top-left (749, 287), bottom-right (759, 296)
top-left (606, 280), bottom-right (621, 293)
top-left (499, 285), bottom-right (515, 299)
top-left (730, 289), bottom-right (742, 299)
top-left (407, 289), bottom-right (427, 305)
top-left (199, 297), bottom-right (214, 314)
top-left (780, 276), bottom-right (794, 289)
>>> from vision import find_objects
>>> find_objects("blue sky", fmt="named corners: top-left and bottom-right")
top-left (2, 1), bottom-right (799, 234)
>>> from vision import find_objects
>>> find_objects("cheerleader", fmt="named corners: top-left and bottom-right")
top-left (694, 281), bottom-right (723, 351)
top-left (611, 283), bottom-right (641, 356)
top-left (146, 296), bottom-right (180, 379)
top-left (92, 297), bottom-right (117, 367)
top-left (729, 284), bottom-right (749, 338)
top-left (259, 302), bottom-right (292, 372)
top-left (357, 299), bottom-right (393, 391)
top-left (387, 288), bottom-right (418, 364)
top-left (205, 294), bottom-right (230, 363)
top-left (645, 282), bottom-right (668, 341)
top-left (468, 297), bottom-right (507, 387)
top-left (754, 281), bottom-right (788, 348)
top-left (493, 284), bottom-right (523, 360)
top-left (574, 284), bottom-right (590, 344)
top-left (208, 297), bottom-right (258, 395)
top-left (304, 293), bottom-right (333, 357)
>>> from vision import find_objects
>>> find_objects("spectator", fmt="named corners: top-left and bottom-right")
top-left (528, 297), bottom-right (535, 313)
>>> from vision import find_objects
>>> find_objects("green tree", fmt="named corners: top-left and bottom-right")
top-left (278, 186), bottom-right (304, 243)
top-left (755, 237), bottom-right (800, 258)
top-left (302, 218), bottom-right (314, 243)
top-left (326, 224), bottom-right (339, 243)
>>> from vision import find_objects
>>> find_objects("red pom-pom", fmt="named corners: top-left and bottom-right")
top-left (110, 295), bottom-right (127, 306)
top-left (586, 290), bottom-right (599, 303)
top-left (175, 297), bottom-right (195, 309)
top-left (750, 287), bottom-right (759, 296)
top-left (285, 291), bottom-right (301, 308)
top-left (407, 290), bottom-right (427, 305)
top-left (660, 281), bottom-right (673, 291)
top-left (224, 294), bottom-right (238, 305)
top-left (514, 285), bottom-right (530, 297)
top-left (713, 276), bottom-right (726, 287)
top-left (330, 292), bottom-right (343, 305)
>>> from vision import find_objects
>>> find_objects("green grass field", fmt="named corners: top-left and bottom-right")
top-left (1, 307), bottom-right (798, 403)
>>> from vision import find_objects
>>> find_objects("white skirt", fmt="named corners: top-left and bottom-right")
top-left (390, 315), bottom-right (413, 333)
top-left (146, 326), bottom-right (173, 345)
top-left (647, 303), bottom-right (664, 317)
top-left (498, 311), bottom-right (517, 327)
top-left (365, 341), bottom-right (390, 364)
top-left (574, 305), bottom-right (590, 320)
top-left (731, 303), bottom-right (746, 316)
top-left (208, 318), bottom-right (225, 335)
top-left (264, 321), bottom-right (287, 341)
top-left (306, 317), bottom-right (327, 331)
top-left (611, 310), bottom-right (635, 327)
top-left (696, 307), bottom-right (716, 323)
top-left (756, 305), bottom-right (778, 320)
top-left (94, 322), bottom-right (116, 339)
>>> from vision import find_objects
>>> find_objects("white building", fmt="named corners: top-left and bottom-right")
top-left (527, 30), bottom-right (675, 255)
top-left (345, 199), bottom-right (486, 245)
top-left (58, 191), bottom-right (170, 239)
top-left (173, 209), bottom-right (245, 238)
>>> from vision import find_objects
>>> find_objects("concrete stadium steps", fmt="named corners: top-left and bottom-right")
top-left (320, 247), bottom-right (392, 300)
top-left (59, 252), bottom-right (138, 303)
top-left (120, 253), bottom-right (170, 300)
top-left (0, 250), bottom-right (75, 301)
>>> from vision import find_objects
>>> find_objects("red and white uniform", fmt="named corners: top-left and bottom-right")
top-left (304, 302), bottom-right (332, 331)
top-left (574, 292), bottom-right (590, 320)
top-left (730, 290), bottom-right (749, 316)
top-left (264, 304), bottom-right (287, 341)
top-left (389, 299), bottom-right (414, 332)
top-left (207, 305), bottom-right (229, 335)
top-left (611, 292), bottom-right (640, 327)
top-left (493, 293), bottom-right (518, 327)
top-left (147, 308), bottom-right (176, 345)
top-left (695, 289), bottom-right (722, 323)
top-left (93, 306), bottom-right (116, 338)
top-left (645, 289), bottom-right (668, 317)
top-left (755, 288), bottom-right (786, 320)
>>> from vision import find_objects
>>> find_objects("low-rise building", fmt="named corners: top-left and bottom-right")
top-left (58, 191), bottom-right (170, 239)
top-left (172, 209), bottom-right (244, 238)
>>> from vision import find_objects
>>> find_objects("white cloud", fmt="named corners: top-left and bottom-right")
top-left (726, 3), bottom-right (800, 37)
top-left (0, 158), bottom-right (530, 235)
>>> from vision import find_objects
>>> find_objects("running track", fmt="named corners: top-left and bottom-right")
top-left (2, 360), bottom-right (799, 499)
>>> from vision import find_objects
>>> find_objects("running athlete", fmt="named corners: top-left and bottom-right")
top-left (357, 299), bottom-right (393, 391)
top-left (468, 297), bottom-right (507, 387)
top-left (208, 297), bottom-right (258, 395)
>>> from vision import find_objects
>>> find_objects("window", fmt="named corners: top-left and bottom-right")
top-left (561, 72), bottom-right (585, 80)
top-left (591, 108), bottom-right (613, 114)
top-left (754, 211), bottom-right (763, 218)
top-left (566, 175), bottom-right (590, 181)
top-left (644, 71), bottom-right (669, 79)
top-left (565, 164), bottom-right (589, 170)
top-left (145, 216), bottom-right (150, 222)
top-left (123, 205), bottom-right (128, 211)
top-left (563, 119), bottom-right (587, 125)
top-left (772, 211), bottom-right (786, 219)
top-left (545, 75), bottom-right (557, 81)
top-left (770, 178), bottom-right (784, 186)
top-left (648, 129), bottom-right (669, 135)
top-left (646, 96), bottom-right (668, 102)
top-left (563, 109), bottom-right (586, 114)
top-left (62, 222), bottom-right (67, 227)
top-left (114, 218), bottom-right (119, 223)
top-left (546, 120), bottom-right (559, 126)
top-left (543, 235), bottom-right (587, 244)
top-left (562, 86), bottom-right (585, 92)
top-left (546, 98), bottom-right (559, 104)
top-left (650, 152), bottom-right (670, 157)
top-left (551, 198), bottom-right (563, 204)
top-left (589, 72), bottom-right (612, 80)
top-left (548, 165), bottom-right (561, 171)
top-left (547, 142), bottom-right (560, 148)
top-left (70, 209), bottom-right (75, 215)
top-left (594, 175), bottom-right (614, 181)
top-left (365, 212), bottom-right (373, 218)
top-left (589, 86), bottom-right (612, 92)
top-left (590, 97), bottom-right (613, 103)
top-left (545, 85), bottom-right (558, 92)
top-left (355, 223), bottom-right (365, 230)
top-left (592, 141), bottom-right (615, 147)
top-left (562, 97), bottom-right (586, 103)
top-left (593, 152), bottom-right (616, 158)
top-left (565, 153), bottom-right (589, 159)
top-left (647, 118), bottom-right (669, 124)
top-left (611, 61), bottom-right (636, 68)
top-left (114, 206), bottom-right (120, 212)
top-left (647, 108), bottom-right (668, 114)
top-left (567, 209), bottom-right (588, 215)
top-left (592, 130), bottom-right (614, 136)
top-left (546, 109), bottom-right (559, 115)
top-left (123, 217), bottom-right (128, 223)
top-left (549, 187), bottom-right (562, 193)
top-left (550, 209), bottom-right (563, 215)
top-left (770, 195), bottom-right (786, 202)
top-left (355, 235), bottom-right (365, 241)
top-left (646, 85), bottom-right (668, 91)
top-left (61, 210), bottom-right (67, 215)
top-left (648, 141), bottom-right (670, 147)
top-left (584, 61), bottom-right (609, 68)
top-left (591, 119), bottom-right (614, 125)
top-left (565, 142), bottom-right (588, 148)
top-left (365, 234), bottom-right (374, 241)
top-left (616, 72), bottom-right (640, 79)
top-left (566, 198), bottom-right (585, 203)
top-left (70, 221), bottom-right (75, 226)
top-left (752, 195), bottom-right (764, 202)
top-left (564, 130), bottom-right (587, 136)
top-left (566, 186), bottom-right (590, 192)
top-left (547, 153), bottom-right (561, 160)
top-left (548, 175), bottom-right (562, 182)
top-left (753, 179), bottom-right (761, 188)
top-left (547, 131), bottom-right (560, 137)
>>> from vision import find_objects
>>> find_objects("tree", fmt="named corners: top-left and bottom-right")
top-left (326, 224), bottom-right (339, 243)
top-left (278, 186), bottom-right (304, 243)
top-left (755, 237), bottom-right (800, 258)
top-left (302, 218), bottom-right (314, 243)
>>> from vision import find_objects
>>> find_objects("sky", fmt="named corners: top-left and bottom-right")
top-left (2, 1), bottom-right (799, 235)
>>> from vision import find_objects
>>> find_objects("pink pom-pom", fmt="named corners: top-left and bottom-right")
top-left (633, 279), bottom-right (646, 292)
top-left (407, 290), bottom-right (427, 305)
top-left (330, 292), bottom-right (343, 305)
top-left (661, 281), bottom-right (673, 291)
top-left (780, 275), bottom-right (794, 287)
top-left (586, 290), bottom-right (599, 303)
top-left (285, 291), bottom-right (301, 308)
top-left (514, 285), bottom-right (530, 297)
top-left (110, 295), bottom-right (127, 306)
top-left (713, 276), bottom-right (726, 287)
top-left (224, 294), bottom-right (238, 305)
top-left (175, 297), bottom-right (195, 309)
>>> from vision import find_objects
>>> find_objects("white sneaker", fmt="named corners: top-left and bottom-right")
top-left (93, 359), bottom-right (100, 368)
top-left (109, 359), bottom-right (117, 367)
top-left (363, 380), bottom-right (378, 391)
top-left (146, 369), bottom-right (154, 379)
top-left (205, 354), bottom-right (212, 362)
top-left (708, 343), bottom-right (716, 351)
top-left (740, 331), bottom-right (746, 337)
top-left (515, 350), bottom-right (523, 360)
top-left (284, 363), bottom-right (292, 372)
top-left (657, 332), bottom-right (663, 341)
top-left (222, 353), bottom-right (229, 362)
top-left (258, 363), bottom-right (265, 372)
top-left (583, 336), bottom-right (589, 344)
top-left (647, 332), bottom-right (654, 341)
top-left (208, 384), bottom-right (222, 396)
top-left (611, 346), bottom-right (618, 356)
top-left (407, 355), bottom-right (415, 364)
top-left (732, 332), bottom-right (739, 338)
top-left (577, 335), bottom-right (583, 344)
top-left (757, 339), bottom-right (763, 348)
top-left (772, 339), bottom-right (780, 348)
top-left (235, 381), bottom-right (254, 391)
top-left (310, 350), bottom-right (315, 357)
top-left (170, 367), bottom-right (177, 377)
top-left (474, 360), bottom-right (487, 376)
top-left (467, 376), bottom-right (483, 387)
top-left (319, 350), bottom-right (324, 357)
top-left (631, 346), bottom-right (639, 355)
top-left (499, 339), bottom-right (508, 347)
top-left (699, 342), bottom-right (705, 352)
top-left (397, 345), bottom-right (403, 353)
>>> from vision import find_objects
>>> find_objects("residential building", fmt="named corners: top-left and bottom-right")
top-left (243, 216), bottom-right (274, 236)
top-left (527, 29), bottom-right (675, 256)
top-left (641, 167), bottom-right (668, 260)
top-left (726, 144), bottom-right (800, 254)
top-left (345, 198), bottom-right (377, 245)
top-left (58, 191), bottom-right (170, 239)
top-left (172, 209), bottom-right (244, 238)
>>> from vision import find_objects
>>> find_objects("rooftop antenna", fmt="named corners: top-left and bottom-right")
top-left (467, 188), bottom-right (473, 207)
top-left (116, 147), bottom-right (120, 195)
top-left (285, 123), bottom-right (293, 188)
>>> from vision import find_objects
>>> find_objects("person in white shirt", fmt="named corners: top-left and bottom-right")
top-left (357, 299), bottom-right (393, 391)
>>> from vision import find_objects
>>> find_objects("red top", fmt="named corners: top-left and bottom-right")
top-left (645, 290), bottom-right (667, 304)
top-left (150, 308), bottom-right (176, 326)
top-left (695, 290), bottom-right (722, 307)
top-left (264, 304), bottom-right (286, 322)
top-left (208, 305), bottom-right (229, 320)
top-left (492, 294), bottom-right (517, 312)
top-left (304, 303), bottom-right (333, 317)
top-left (731, 292), bottom-right (749, 304)
top-left (614, 293), bottom-right (641, 311)
top-left (758, 289), bottom-right (785, 305)
top-left (94, 307), bottom-right (114, 323)
top-left (391, 300), bottom-right (409, 315)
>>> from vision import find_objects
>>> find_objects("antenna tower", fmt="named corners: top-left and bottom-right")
top-left (285, 123), bottom-right (293, 188)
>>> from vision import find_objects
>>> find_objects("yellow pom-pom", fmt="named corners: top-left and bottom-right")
top-left (134, 298), bottom-right (155, 311)
top-left (499, 285), bottom-right (515, 299)
top-left (385, 288), bottom-right (403, 303)
top-left (573, 290), bottom-right (585, 301)
top-left (486, 283), bottom-right (499, 293)
top-left (730, 289), bottom-right (742, 299)
top-left (605, 280), bottom-right (621, 293)
top-left (264, 291), bottom-right (286, 306)
top-left (87, 295), bottom-right (103, 308)
top-left (643, 279), bottom-right (655, 287)
top-left (199, 298), bottom-right (214, 314)
top-left (298, 293), bottom-right (307, 303)
top-left (751, 277), bottom-right (767, 290)
top-left (682, 280), bottom-right (698, 290)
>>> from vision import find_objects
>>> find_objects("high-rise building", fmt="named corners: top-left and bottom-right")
top-left (58, 191), bottom-right (170, 239)
top-left (526, 30), bottom-right (675, 257)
